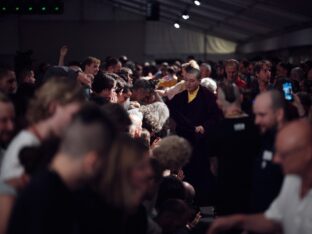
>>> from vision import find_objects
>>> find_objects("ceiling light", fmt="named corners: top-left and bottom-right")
top-left (174, 22), bottom-right (180, 29)
top-left (194, 0), bottom-right (201, 6)
top-left (182, 11), bottom-right (190, 20)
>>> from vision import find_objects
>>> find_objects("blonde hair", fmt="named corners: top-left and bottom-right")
top-left (225, 59), bottom-right (239, 69)
top-left (27, 77), bottom-right (85, 124)
top-left (182, 60), bottom-right (199, 70)
top-left (100, 135), bottom-right (149, 211)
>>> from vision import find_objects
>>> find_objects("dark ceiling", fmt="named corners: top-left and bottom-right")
top-left (100, 0), bottom-right (312, 44)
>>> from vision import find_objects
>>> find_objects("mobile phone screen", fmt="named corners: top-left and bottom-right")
top-left (282, 82), bottom-right (293, 101)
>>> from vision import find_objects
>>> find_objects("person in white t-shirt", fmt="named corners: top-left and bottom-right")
top-left (207, 119), bottom-right (312, 234)
top-left (0, 77), bottom-right (84, 181)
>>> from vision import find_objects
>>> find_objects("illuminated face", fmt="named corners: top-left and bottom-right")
top-left (0, 71), bottom-right (17, 94)
top-left (253, 95), bottom-right (279, 134)
top-left (274, 128), bottom-right (310, 175)
top-left (85, 62), bottom-right (100, 76)
top-left (113, 62), bottom-right (122, 74)
top-left (200, 65), bottom-right (211, 78)
top-left (0, 101), bottom-right (15, 144)
top-left (185, 73), bottom-right (200, 93)
top-left (25, 70), bottom-right (36, 84)
top-left (257, 64), bottom-right (271, 83)
top-left (225, 65), bottom-right (238, 82)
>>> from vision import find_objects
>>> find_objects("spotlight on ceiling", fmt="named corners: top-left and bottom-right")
top-left (194, 0), bottom-right (201, 6)
top-left (174, 22), bottom-right (180, 29)
top-left (182, 11), bottom-right (189, 20)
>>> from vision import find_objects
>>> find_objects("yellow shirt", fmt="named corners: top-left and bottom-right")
top-left (187, 86), bottom-right (199, 103)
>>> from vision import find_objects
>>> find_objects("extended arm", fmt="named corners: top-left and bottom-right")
top-left (207, 214), bottom-right (282, 234)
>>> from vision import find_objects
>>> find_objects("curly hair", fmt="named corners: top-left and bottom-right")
top-left (152, 135), bottom-right (192, 171)
top-left (139, 102), bottom-right (169, 134)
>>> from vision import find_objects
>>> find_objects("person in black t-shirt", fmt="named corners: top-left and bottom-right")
top-left (7, 104), bottom-right (116, 234)
top-left (207, 81), bottom-right (260, 216)
top-left (250, 90), bottom-right (286, 213)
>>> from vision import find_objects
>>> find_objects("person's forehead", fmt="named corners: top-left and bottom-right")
top-left (276, 129), bottom-right (303, 153)
top-left (0, 70), bottom-right (15, 78)
top-left (185, 73), bottom-right (197, 80)
top-left (0, 102), bottom-right (14, 114)
top-left (254, 95), bottom-right (272, 111)
top-left (226, 65), bottom-right (237, 71)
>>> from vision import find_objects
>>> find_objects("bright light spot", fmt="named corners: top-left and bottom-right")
top-left (174, 23), bottom-right (180, 29)
top-left (194, 0), bottom-right (201, 6)
top-left (182, 14), bottom-right (189, 20)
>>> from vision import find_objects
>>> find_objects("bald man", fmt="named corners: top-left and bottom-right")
top-left (251, 90), bottom-right (285, 212)
top-left (207, 119), bottom-right (312, 234)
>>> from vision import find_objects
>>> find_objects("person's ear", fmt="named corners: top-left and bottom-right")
top-left (83, 151), bottom-right (100, 176)
top-left (239, 93), bottom-right (244, 103)
top-left (48, 101), bottom-right (58, 115)
top-left (19, 174), bottom-right (30, 189)
top-left (276, 108), bottom-right (284, 125)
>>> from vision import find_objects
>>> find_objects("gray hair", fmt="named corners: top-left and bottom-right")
top-left (153, 135), bottom-right (192, 171)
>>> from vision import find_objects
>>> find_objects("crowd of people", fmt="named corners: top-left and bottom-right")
top-left (0, 46), bottom-right (312, 234)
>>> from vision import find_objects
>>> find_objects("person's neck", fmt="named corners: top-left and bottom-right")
top-left (188, 86), bottom-right (199, 94)
top-left (29, 120), bottom-right (54, 141)
top-left (50, 154), bottom-right (81, 190)
top-left (224, 105), bottom-right (245, 118)
top-left (258, 80), bottom-right (269, 92)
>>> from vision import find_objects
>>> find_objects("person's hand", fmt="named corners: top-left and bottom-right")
top-left (210, 157), bottom-right (218, 177)
top-left (207, 216), bottom-right (242, 234)
top-left (151, 137), bottom-right (161, 150)
top-left (176, 169), bottom-right (185, 181)
top-left (59, 45), bottom-right (68, 57)
top-left (155, 89), bottom-right (166, 96)
top-left (292, 93), bottom-right (305, 117)
top-left (187, 212), bottom-right (202, 230)
top-left (129, 101), bottom-right (141, 109)
top-left (110, 92), bottom-right (118, 103)
top-left (77, 72), bottom-right (93, 88)
top-left (195, 125), bottom-right (205, 134)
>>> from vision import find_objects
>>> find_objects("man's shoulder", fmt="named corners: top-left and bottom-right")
top-left (198, 86), bottom-right (215, 98)
top-left (21, 171), bottom-right (65, 200)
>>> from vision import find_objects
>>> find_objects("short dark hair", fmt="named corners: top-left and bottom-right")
top-left (185, 65), bottom-right (201, 80)
top-left (254, 60), bottom-right (271, 74)
top-left (102, 103), bottom-right (132, 132)
top-left (0, 65), bottom-right (14, 80)
top-left (132, 78), bottom-right (153, 91)
top-left (105, 58), bottom-right (120, 69)
top-left (60, 104), bottom-right (117, 157)
top-left (81, 57), bottom-right (101, 70)
top-left (91, 73), bottom-right (116, 94)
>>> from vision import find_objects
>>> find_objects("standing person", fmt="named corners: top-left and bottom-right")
top-left (81, 56), bottom-right (101, 97)
top-left (251, 90), bottom-right (286, 212)
top-left (207, 82), bottom-right (259, 216)
top-left (0, 77), bottom-right (84, 182)
top-left (78, 135), bottom-right (152, 234)
top-left (224, 59), bottom-right (247, 89)
top-left (7, 105), bottom-right (117, 234)
top-left (168, 65), bottom-right (221, 205)
top-left (0, 66), bottom-right (17, 96)
top-left (0, 93), bottom-right (15, 168)
top-left (207, 119), bottom-right (312, 234)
